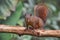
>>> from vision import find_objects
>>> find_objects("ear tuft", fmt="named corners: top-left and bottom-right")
top-left (30, 14), bottom-right (32, 16)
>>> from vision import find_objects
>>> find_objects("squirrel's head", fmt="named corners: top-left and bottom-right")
top-left (25, 13), bottom-right (32, 22)
top-left (25, 13), bottom-right (32, 18)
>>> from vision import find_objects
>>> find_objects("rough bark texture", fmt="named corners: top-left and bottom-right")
top-left (0, 24), bottom-right (60, 38)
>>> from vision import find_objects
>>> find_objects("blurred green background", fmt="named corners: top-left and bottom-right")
top-left (0, 0), bottom-right (60, 40)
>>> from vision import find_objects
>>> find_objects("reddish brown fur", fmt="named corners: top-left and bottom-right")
top-left (25, 3), bottom-right (48, 30)
top-left (25, 14), bottom-right (44, 29)
top-left (34, 3), bottom-right (48, 23)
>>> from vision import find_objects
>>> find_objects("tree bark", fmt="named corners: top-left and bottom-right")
top-left (0, 24), bottom-right (60, 38)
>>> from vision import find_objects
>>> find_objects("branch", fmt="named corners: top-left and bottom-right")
top-left (0, 24), bottom-right (60, 37)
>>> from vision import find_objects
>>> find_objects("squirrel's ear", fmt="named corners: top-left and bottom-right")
top-left (30, 14), bottom-right (32, 16)
top-left (25, 13), bottom-right (27, 16)
top-left (25, 14), bottom-right (26, 16)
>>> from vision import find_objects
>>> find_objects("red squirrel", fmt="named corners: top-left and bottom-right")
top-left (25, 14), bottom-right (44, 30)
top-left (25, 1), bottom-right (48, 30)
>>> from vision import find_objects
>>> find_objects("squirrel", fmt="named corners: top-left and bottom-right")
top-left (34, 1), bottom-right (48, 23)
top-left (24, 0), bottom-right (48, 30)
top-left (25, 14), bottom-right (44, 30)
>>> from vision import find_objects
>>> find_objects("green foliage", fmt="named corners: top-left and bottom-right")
top-left (0, 0), bottom-right (23, 40)
top-left (3, 1), bottom-right (23, 25)
top-left (0, 0), bottom-right (18, 19)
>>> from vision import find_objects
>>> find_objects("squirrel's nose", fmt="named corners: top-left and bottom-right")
top-left (28, 20), bottom-right (30, 22)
